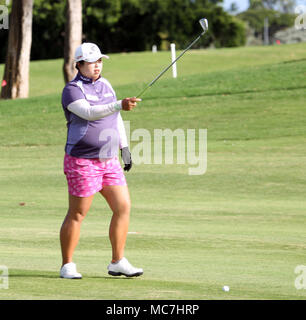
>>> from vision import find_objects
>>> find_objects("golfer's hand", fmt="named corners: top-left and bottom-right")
top-left (122, 97), bottom-right (141, 111)
top-left (121, 147), bottom-right (132, 172)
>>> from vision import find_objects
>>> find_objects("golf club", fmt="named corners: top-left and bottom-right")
top-left (136, 18), bottom-right (208, 98)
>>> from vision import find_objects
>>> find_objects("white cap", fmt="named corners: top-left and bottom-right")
top-left (74, 43), bottom-right (109, 62)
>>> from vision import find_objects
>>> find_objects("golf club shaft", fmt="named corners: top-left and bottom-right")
top-left (136, 32), bottom-right (205, 98)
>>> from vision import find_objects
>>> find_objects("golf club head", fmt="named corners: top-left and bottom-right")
top-left (199, 18), bottom-right (208, 34)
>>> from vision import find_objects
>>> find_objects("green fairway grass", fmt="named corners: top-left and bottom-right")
top-left (0, 43), bottom-right (306, 299)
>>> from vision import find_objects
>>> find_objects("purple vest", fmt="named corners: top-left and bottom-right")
top-left (61, 72), bottom-right (120, 158)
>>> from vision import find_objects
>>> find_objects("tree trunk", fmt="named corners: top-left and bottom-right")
top-left (63, 0), bottom-right (82, 83)
top-left (1, 0), bottom-right (33, 99)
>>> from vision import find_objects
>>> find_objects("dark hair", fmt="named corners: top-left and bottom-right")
top-left (75, 60), bottom-right (85, 70)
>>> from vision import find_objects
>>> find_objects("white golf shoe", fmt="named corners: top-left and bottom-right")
top-left (107, 257), bottom-right (143, 277)
top-left (60, 262), bottom-right (82, 279)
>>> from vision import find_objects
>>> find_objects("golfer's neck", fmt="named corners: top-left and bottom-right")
top-left (79, 71), bottom-right (100, 82)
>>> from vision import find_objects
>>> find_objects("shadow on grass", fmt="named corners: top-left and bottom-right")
top-left (280, 58), bottom-right (306, 64)
top-left (90, 276), bottom-right (134, 281)
top-left (9, 270), bottom-right (134, 281)
top-left (9, 271), bottom-right (58, 279)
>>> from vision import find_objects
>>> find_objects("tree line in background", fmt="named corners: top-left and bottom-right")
top-left (248, 0), bottom-right (296, 12)
top-left (0, 0), bottom-right (297, 99)
top-left (0, 0), bottom-right (246, 64)
top-left (0, 0), bottom-right (297, 62)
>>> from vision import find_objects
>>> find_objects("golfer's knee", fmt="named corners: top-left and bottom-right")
top-left (67, 209), bottom-right (87, 222)
top-left (114, 200), bottom-right (131, 217)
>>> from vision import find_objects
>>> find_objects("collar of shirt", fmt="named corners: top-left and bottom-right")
top-left (76, 72), bottom-right (101, 84)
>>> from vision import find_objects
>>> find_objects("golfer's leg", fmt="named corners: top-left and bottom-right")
top-left (60, 194), bottom-right (94, 266)
top-left (100, 185), bottom-right (131, 262)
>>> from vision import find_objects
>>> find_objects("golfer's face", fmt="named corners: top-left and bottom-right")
top-left (80, 58), bottom-right (103, 80)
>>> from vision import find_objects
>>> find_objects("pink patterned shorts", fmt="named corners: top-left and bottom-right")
top-left (64, 154), bottom-right (127, 197)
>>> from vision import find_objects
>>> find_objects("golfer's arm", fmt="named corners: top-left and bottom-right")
top-left (67, 99), bottom-right (122, 121)
top-left (117, 113), bottom-right (128, 149)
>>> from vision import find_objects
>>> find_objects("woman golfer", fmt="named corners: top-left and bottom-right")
top-left (59, 42), bottom-right (143, 279)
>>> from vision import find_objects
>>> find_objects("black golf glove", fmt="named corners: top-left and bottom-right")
top-left (121, 147), bottom-right (132, 172)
